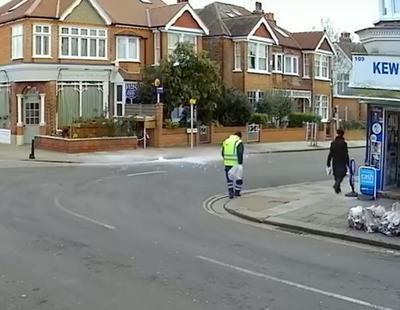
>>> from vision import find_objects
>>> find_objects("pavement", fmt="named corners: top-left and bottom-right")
top-left (212, 180), bottom-right (400, 251)
top-left (0, 140), bottom-right (366, 165)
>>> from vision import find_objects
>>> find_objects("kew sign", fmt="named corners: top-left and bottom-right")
top-left (350, 55), bottom-right (400, 91)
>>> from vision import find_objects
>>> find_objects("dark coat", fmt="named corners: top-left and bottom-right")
top-left (327, 136), bottom-right (350, 177)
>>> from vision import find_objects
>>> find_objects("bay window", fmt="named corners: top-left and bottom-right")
top-left (168, 32), bottom-right (197, 55)
top-left (314, 95), bottom-right (329, 120)
top-left (315, 54), bottom-right (330, 79)
top-left (154, 32), bottom-right (161, 65)
top-left (272, 54), bottom-right (283, 73)
top-left (234, 42), bottom-right (241, 71)
top-left (60, 26), bottom-right (107, 59)
top-left (284, 55), bottom-right (299, 75)
top-left (303, 53), bottom-right (310, 78)
top-left (247, 90), bottom-right (265, 110)
top-left (11, 24), bottom-right (23, 59)
top-left (337, 73), bottom-right (350, 95)
top-left (33, 25), bottom-right (50, 57)
top-left (117, 36), bottom-right (140, 62)
top-left (247, 42), bottom-right (268, 72)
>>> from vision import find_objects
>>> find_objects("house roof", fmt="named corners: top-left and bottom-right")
top-left (291, 31), bottom-right (325, 50)
top-left (266, 20), bottom-right (301, 49)
top-left (147, 3), bottom-right (186, 27)
top-left (336, 39), bottom-right (366, 60)
top-left (198, 2), bottom-right (326, 50)
top-left (0, 0), bottom-right (192, 28)
top-left (222, 14), bottom-right (260, 37)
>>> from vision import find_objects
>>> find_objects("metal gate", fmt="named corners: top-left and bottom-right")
top-left (247, 123), bottom-right (260, 143)
top-left (199, 124), bottom-right (210, 144)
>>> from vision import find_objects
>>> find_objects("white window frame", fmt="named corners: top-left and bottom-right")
top-left (337, 73), bottom-right (350, 95)
top-left (167, 31), bottom-right (197, 55)
top-left (303, 53), bottom-right (310, 78)
top-left (247, 90), bottom-right (264, 109)
top-left (59, 26), bottom-right (107, 60)
top-left (11, 24), bottom-right (23, 60)
top-left (234, 42), bottom-right (241, 71)
top-left (33, 24), bottom-right (51, 58)
top-left (116, 36), bottom-right (140, 62)
top-left (314, 95), bottom-right (329, 121)
top-left (314, 54), bottom-right (331, 80)
top-left (284, 55), bottom-right (299, 76)
top-left (272, 53), bottom-right (283, 73)
top-left (247, 41), bottom-right (269, 74)
top-left (154, 31), bottom-right (161, 65)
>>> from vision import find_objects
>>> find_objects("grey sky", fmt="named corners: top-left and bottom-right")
top-left (0, 0), bottom-right (379, 34)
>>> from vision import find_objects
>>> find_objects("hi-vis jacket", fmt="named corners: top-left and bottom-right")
top-left (222, 135), bottom-right (244, 167)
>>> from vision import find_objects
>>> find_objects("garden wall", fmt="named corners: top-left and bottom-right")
top-left (259, 128), bottom-right (305, 143)
top-left (35, 136), bottom-right (137, 153)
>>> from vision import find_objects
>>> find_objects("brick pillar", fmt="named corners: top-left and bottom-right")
top-left (210, 123), bottom-right (215, 144)
top-left (154, 103), bottom-right (164, 147)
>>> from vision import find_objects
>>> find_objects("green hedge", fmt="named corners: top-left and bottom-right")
top-left (288, 113), bottom-right (321, 128)
top-left (341, 120), bottom-right (366, 130)
top-left (250, 113), bottom-right (269, 126)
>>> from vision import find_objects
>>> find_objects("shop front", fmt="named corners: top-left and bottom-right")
top-left (351, 54), bottom-right (400, 191)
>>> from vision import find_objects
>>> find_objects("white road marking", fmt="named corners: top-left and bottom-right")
top-left (126, 171), bottom-right (167, 177)
top-left (196, 255), bottom-right (394, 310)
top-left (54, 196), bottom-right (116, 230)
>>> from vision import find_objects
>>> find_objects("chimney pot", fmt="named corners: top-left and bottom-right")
top-left (254, 1), bottom-right (263, 14)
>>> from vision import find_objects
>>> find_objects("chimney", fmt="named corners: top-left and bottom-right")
top-left (339, 32), bottom-right (352, 43)
top-left (265, 12), bottom-right (275, 24)
top-left (253, 1), bottom-right (264, 14)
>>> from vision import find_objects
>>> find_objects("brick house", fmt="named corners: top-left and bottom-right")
top-left (198, 2), bottom-right (336, 125)
top-left (0, 0), bottom-right (208, 145)
top-left (333, 32), bottom-right (367, 123)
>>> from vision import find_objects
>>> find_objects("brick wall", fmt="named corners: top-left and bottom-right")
top-left (260, 128), bottom-right (305, 143)
top-left (159, 128), bottom-right (189, 147)
top-left (333, 97), bottom-right (367, 122)
top-left (35, 136), bottom-right (137, 153)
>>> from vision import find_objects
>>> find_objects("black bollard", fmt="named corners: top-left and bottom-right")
top-left (345, 158), bottom-right (358, 197)
top-left (29, 139), bottom-right (35, 159)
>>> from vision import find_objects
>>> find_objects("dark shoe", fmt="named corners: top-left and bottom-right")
top-left (235, 191), bottom-right (241, 197)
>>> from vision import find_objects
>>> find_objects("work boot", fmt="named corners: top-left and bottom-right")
top-left (228, 189), bottom-right (234, 199)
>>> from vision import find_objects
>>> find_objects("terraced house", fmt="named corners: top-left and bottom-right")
top-left (198, 2), bottom-right (336, 129)
top-left (0, 0), bottom-right (208, 145)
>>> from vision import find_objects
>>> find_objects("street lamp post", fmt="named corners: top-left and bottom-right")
top-left (189, 98), bottom-right (197, 149)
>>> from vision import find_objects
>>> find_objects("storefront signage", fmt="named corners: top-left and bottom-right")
top-left (359, 166), bottom-right (377, 198)
top-left (350, 55), bottom-right (400, 91)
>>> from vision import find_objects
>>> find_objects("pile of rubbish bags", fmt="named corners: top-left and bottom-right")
top-left (348, 203), bottom-right (400, 237)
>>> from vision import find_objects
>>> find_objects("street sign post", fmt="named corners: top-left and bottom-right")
top-left (358, 166), bottom-right (378, 200)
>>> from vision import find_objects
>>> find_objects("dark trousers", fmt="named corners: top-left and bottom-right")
top-left (225, 166), bottom-right (243, 198)
top-left (334, 175), bottom-right (345, 193)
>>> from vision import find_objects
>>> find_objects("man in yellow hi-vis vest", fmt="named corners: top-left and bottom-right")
top-left (222, 132), bottom-right (244, 199)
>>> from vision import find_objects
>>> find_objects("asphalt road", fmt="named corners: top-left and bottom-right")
top-left (1, 149), bottom-right (399, 310)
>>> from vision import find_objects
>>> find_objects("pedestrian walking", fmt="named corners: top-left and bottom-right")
top-left (222, 132), bottom-right (244, 199)
top-left (326, 128), bottom-right (350, 194)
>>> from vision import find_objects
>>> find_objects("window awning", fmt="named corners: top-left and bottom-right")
top-left (342, 87), bottom-right (400, 104)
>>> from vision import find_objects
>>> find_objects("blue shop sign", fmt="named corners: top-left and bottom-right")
top-left (359, 166), bottom-right (377, 198)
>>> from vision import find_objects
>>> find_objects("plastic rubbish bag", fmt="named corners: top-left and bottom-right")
top-left (348, 206), bottom-right (365, 231)
top-left (228, 165), bottom-right (243, 180)
top-left (363, 208), bottom-right (380, 233)
top-left (325, 166), bottom-right (332, 176)
top-left (367, 205), bottom-right (386, 219)
top-left (380, 211), bottom-right (400, 236)
top-left (392, 202), bottom-right (400, 212)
